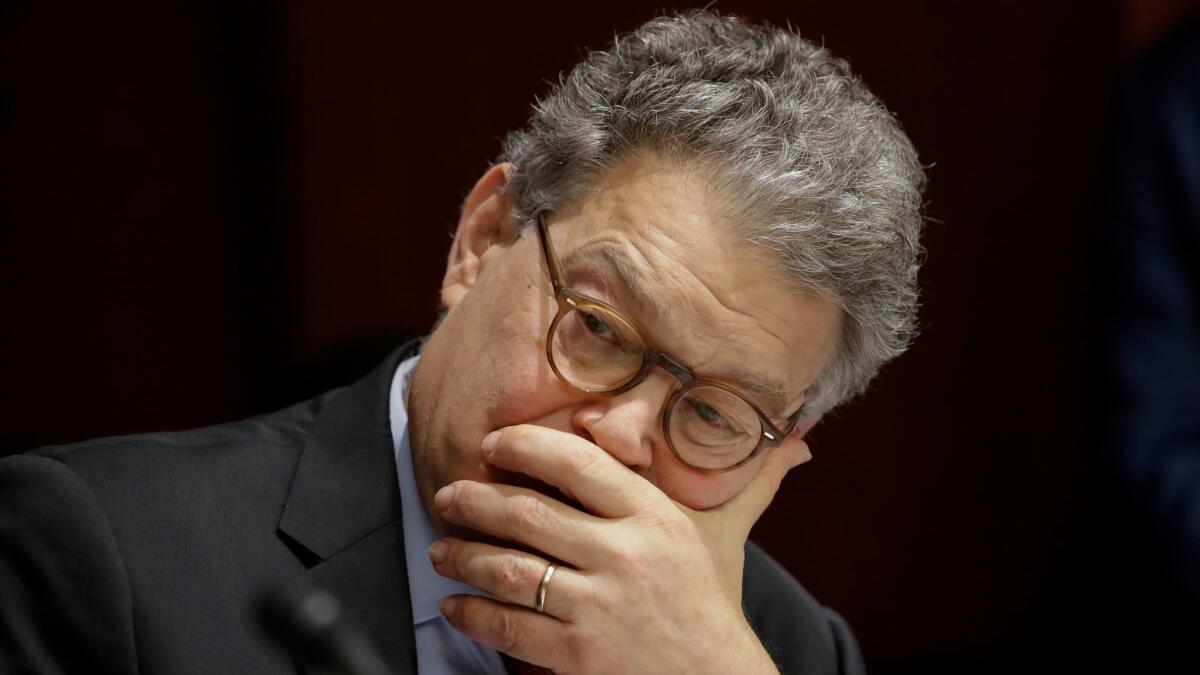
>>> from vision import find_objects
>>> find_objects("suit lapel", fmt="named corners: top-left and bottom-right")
top-left (277, 341), bottom-right (423, 674)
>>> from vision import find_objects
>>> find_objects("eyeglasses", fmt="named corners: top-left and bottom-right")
top-left (535, 212), bottom-right (806, 474)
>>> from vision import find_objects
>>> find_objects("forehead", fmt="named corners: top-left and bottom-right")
top-left (546, 155), bottom-right (842, 414)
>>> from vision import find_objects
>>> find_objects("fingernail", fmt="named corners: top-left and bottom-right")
top-left (791, 451), bottom-right (812, 468)
top-left (434, 484), bottom-right (455, 511)
top-left (428, 540), bottom-right (448, 564)
top-left (481, 430), bottom-right (501, 455)
top-left (441, 596), bottom-right (458, 617)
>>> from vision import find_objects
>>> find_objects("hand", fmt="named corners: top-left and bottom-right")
top-left (427, 424), bottom-right (810, 674)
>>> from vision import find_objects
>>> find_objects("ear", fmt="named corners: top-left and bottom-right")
top-left (795, 414), bottom-right (822, 438)
top-left (775, 414), bottom-right (823, 470)
top-left (441, 162), bottom-right (522, 310)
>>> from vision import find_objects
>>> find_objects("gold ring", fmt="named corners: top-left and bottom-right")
top-left (534, 563), bottom-right (557, 613)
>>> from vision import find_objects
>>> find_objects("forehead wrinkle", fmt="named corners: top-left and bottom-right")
top-left (589, 244), bottom-right (667, 318)
top-left (573, 236), bottom-right (801, 417)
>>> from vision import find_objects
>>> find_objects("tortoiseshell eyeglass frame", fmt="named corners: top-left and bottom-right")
top-left (534, 211), bottom-right (806, 474)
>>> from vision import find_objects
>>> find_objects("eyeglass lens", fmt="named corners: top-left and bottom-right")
top-left (550, 303), bottom-right (762, 469)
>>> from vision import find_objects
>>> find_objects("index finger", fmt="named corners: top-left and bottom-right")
top-left (481, 425), bottom-right (664, 518)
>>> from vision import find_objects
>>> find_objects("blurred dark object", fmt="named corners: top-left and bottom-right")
top-left (1124, 0), bottom-right (1200, 49)
top-left (1095, 10), bottom-right (1200, 673)
top-left (258, 580), bottom-right (394, 675)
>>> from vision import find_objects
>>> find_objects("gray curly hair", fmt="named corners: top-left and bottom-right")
top-left (499, 10), bottom-right (925, 416)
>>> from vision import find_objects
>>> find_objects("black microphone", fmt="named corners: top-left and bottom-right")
top-left (256, 580), bottom-right (394, 675)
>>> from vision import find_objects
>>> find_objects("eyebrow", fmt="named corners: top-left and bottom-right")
top-left (566, 241), bottom-right (797, 419)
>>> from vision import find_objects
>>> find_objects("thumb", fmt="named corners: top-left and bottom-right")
top-left (713, 440), bottom-right (811, 536)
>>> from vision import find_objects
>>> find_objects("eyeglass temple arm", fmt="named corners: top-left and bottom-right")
top-left (535, 213), bottom-right (567, 294)
top-left (765, 407), bottom-right (808, 444)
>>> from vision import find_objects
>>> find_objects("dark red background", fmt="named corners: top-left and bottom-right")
top-left (2, 1), bottom-right (1191, 672)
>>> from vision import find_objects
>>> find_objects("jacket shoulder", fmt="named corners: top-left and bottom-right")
top-left (743, 541), bottom-right (866, 675)
top-left (26, 393), bottom-right (341, 499)
top-left (35, 391), bottom-right (334, 462)
top-left (0, 454), bottom-right (139, 673)
top-left (2, 392), bottom-right (348, 673)
top-left (16, 393), bottom-right (341, 581)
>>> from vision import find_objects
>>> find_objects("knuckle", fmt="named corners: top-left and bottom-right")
top-left (492, 608), bottom-right (524, 651)
top-left (605, 539), bottom-right (646, 574)
top-left (565, 441), bottom-right (602, 475)
top-left (459, 548), bottom-right (486, 582)
top-left (505, 424), bottom-right (533, 447)
top-left (563, 626), bottom-right (593, 667)
top-left (443, 543), bottom-right (464, 577)
top-left (447, 480), bottom-right (475, 513)
top-left (492, 556), bottom-right (527, 594)
top-left (506, 493), bottom-right (551, 532)
top-left (578, 576), bottom-right (608, 614)
top-left (490, 426), bottom-right (530, 462)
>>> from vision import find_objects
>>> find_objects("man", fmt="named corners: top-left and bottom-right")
top-left (0, 10), bottom-right (923, 674)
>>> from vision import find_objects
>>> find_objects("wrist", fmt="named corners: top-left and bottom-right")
top-left (694, 615), bottom-right (778, 675)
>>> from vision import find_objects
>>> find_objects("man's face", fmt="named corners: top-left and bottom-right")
top-left (408, 153), bottom-right (841, 527)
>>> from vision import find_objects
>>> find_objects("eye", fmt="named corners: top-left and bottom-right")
top-left (687, 398), bottom-right (730, 428)
top-left (681, 396), bottom-right (734, 432)
top-left (582, 310), bottom-right (615, 337)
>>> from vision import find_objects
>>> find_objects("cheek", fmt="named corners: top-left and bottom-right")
top-left (487, 360), bottom-right (573, 429)
top-left (480, 290), bottom-right (576, 431)
top-left (429, 266), bottom-right (565, 482)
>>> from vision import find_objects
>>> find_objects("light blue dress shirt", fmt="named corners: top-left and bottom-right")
top-left (389, 355), bottom-right (507, 675)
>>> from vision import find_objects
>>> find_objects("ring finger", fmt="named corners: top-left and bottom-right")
top-left (430, 538), bottom-right (587, 620)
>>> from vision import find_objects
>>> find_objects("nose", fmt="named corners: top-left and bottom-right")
top-left (570, 369), bottom-right (677, 472)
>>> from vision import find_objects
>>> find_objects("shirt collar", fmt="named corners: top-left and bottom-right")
top-left (390, 354), bottom-right (480, 625)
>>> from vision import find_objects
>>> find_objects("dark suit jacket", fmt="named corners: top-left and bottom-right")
top-left (0, 345), bottom-right (865, 674)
